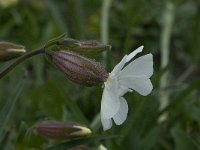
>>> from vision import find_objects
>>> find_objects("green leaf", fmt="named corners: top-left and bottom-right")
top-left (45, 135), bottom-right (116, 150)
top-left (0, 78), bottom-right (25, 142)
top-left (0, 132), bottom-right (10, 150)
top-left (140, 126), bottom-right (159, 150)
top-left (45, 0), bottom-right (68, 33)
top-left (160, 77), bottom-right (200, 115)
top-left (171, 124), bottom-right (199, 150)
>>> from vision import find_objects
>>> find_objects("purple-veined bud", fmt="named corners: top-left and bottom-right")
top-left (46, 50), bottom-right (108, 86)
top-left (33, 121), bottom-right (92, 140)
top-left (57, 38), bottom-right (111, 56)
top-left (0, 41), bottom-right (26, 62)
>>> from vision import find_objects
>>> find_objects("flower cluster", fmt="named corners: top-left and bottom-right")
top-left (47, 42), bottom-right (153, 130)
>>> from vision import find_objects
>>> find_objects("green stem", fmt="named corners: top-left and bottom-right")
top-left (0, 48), bottom-right (45, 79)
top-left (101, 0), bottom-right (111, 44)
top-left (159, 1), bottom-right (174, 108)
top-left (101, 0), bottom-right (112, 65)
top-left (159, 1), bottom-right (174, 122)
top-left (90, 113), bottom-right (101, 131)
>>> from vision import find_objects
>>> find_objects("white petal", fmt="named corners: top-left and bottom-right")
top-left (111, 46), bottom-right (144, 75)
top-left (120, 54), bottom-right (153, 78)
top-left (120, 77), bottom-right (153, 96)
top-left (101, 118), bottom-right (112, 131)
top-left (118, 85), bottom-right (129, 97)
top-left (113, 97), bottom-right (128, 125)
top-left (126, 46), bottom-right (144, 62)
top-left (101, 78), bottom-right (120, 119)
top-left (111, 55), bottom-right (127, 75)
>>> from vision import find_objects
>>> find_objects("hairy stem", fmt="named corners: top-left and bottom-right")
top-left (0, 48), bottom-right (45, 79)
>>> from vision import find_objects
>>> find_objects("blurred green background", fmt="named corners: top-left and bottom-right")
top-left (0, 0), bottom-right (200, 149)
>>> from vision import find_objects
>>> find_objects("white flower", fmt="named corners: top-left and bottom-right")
top-left (100, 46), bottom-right (153, 130)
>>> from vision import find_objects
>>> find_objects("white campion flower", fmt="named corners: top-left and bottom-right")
top-left (101, 46), bottom-right (153, 130)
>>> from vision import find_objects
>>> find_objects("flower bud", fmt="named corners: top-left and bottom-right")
top-left (46, 50), bottom-right (108, 86)
top-left (33, 121), bottom-right (92, 140)
top-left (97, 145), bottom-right (108, 150)
top-left (57, 38), bottom-right (111, 56)
top-left (0, 0), bottom-right (18, 8)
top-left (58, 38), bottom-right (81, 48)
top-left (0, 41), bottom-right (26, 62)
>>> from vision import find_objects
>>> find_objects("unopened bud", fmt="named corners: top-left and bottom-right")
top-left (97, 145), bottom-right (108, 150)
top-left (58, 38), bottom-right (81, 48)
top-left (0, 41), bottom-right (26, 62)
top-left (58, 38), bottom-right (111, 56)
top-left (46, 50), bottom-right (108, 86)
top-left (0, 0), bottom-right (18, 8)
top-left (33, 121), bottom-right (92, 140)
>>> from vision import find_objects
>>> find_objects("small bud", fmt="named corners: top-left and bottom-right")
top-left (57, 38), bottom-right (111, 56)
top-left (44, 33), bottom-right (68, 48)
top-left (0, 41), bottom-right (26, 62)
top-left (33, 121), bottom-right (92, 140)
top-left (46, 50), bottom-right (108, 86)
top-left (58, 38), bottom-right (81, 48)
top-left (97, 145), bottom-right (108, 150)
top-left (0, 0), bottom-right (18, 8)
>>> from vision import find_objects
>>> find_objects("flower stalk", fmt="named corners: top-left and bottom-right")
top-left (159, 1), bottom-right (175, 122)
top-left (101, 0), bottom-right (112, 66)
top-left (101, 0), bottom-right (112, 45)
top-left (0, 48), bottom-right (45, 79)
